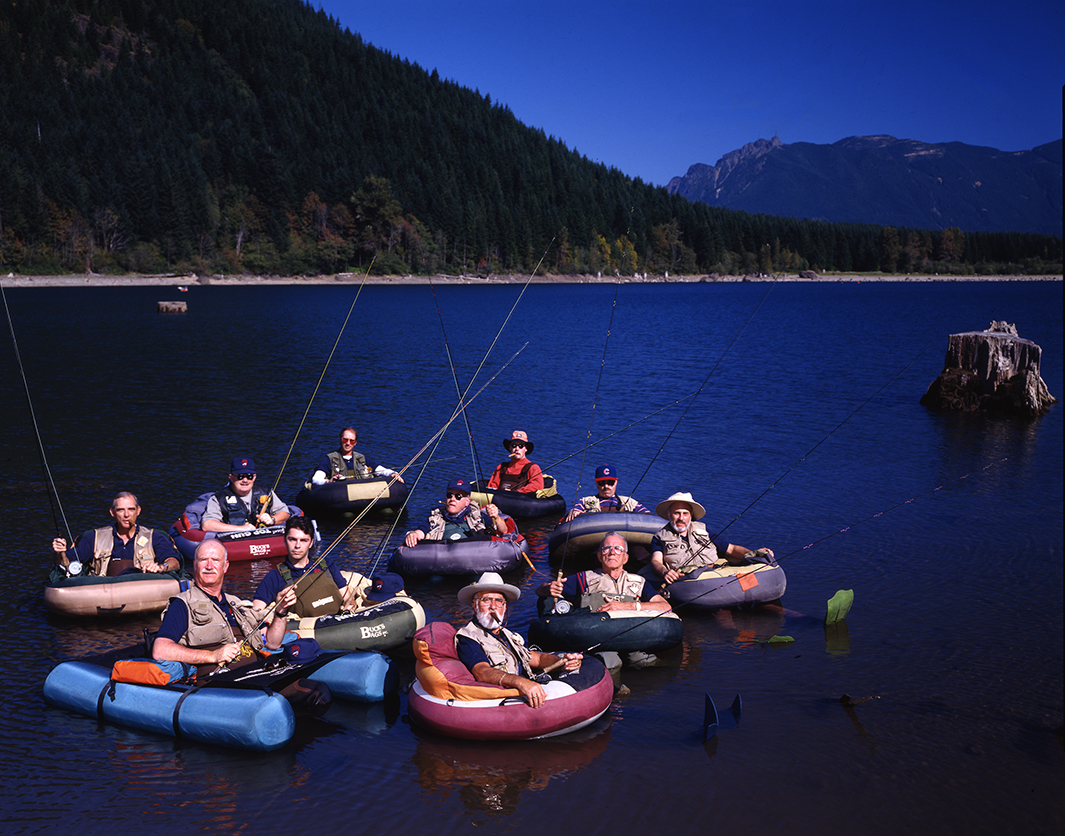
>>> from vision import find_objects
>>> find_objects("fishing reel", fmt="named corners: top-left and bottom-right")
top-left (551, 598), bottom-right (571, 614)
top-left (66, 561), bottom-right (84, 577)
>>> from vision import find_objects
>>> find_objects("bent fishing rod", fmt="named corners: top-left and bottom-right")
top-left (1, 281), bottom-right (74, 546)
top-left (266, 256), bottom-right (375, 511)
top-left (539, 455), bottom-right (1010, 656)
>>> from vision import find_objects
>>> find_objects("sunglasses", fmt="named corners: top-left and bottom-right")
top-left (597, 480), bottom-right (617, 486)
top-left (234, 473), bottom-right (256, 480)
top-left (508, 442), bottom-right (527, 450)
top-left (446, 492), bottom-right (468, 500)
top-left (341, 437), bottom-right (357, 444)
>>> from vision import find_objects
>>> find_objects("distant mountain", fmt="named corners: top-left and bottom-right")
top-left (667, 136), bottom-right (1062, 236)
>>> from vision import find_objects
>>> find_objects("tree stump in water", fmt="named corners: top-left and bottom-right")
top-left (921, 321), bottom-right (1056, 416)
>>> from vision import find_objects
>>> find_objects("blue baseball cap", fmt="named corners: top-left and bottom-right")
top-left (230, 455), bottom-right (256, 474)
top-left (446, 478), bottom-right (471, 495)
top-left (595, 465), bottom-right (618, 482)
top-left (365, 573), bottom-right (406, 602)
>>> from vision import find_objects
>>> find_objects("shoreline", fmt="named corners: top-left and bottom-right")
top-left (1, 271), bottom-right (1061, 288)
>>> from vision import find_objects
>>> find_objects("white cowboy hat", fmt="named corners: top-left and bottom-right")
top-left (458, 571), bottom-right (521, 606)
top-left (656, 491), bottom-right (707, 521)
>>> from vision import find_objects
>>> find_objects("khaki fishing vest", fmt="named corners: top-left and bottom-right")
top-left (91, 526), bottom-right (157, 576)
top-left (425, 501), bottom-right (486, 541)
top-left (655, 521), bottom-right (719, 573)
top-left (456, 622), bottom-right (534, 678)
top-left (327, 450), bottom-right (372, 479)
top-left (579, 568), bottom-right (645, 609)
top-left (279, 561), bottom-right (345, 618)
top-left (165, 584), bottom-right (264, 653)
top-left (579, 494), bottom-right (640, 513)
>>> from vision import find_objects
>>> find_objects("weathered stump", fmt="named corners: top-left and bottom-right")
top-left (921, 321), bottom-right (1056, 416)
top-left (157, 301), bottom-right (188, 313)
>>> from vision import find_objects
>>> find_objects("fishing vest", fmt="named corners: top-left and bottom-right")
top-left (579, 494), bottom-right (640, 514)
top-left (91, 526), bottom-right (157, 576)
top-left (578, 568), bottom-right (645, 609)
top-left (425, 501), bottom-right (487, 541)
top-left (326, 450), bottom-right (372, 480)
top-left (655, 521), bottom-right (719, 573)
top-left (165, 584), bottom-right (264, 655)
top-left (495, 460), bottom-right (534, 492)
top-left (278, 561), bottom-right (345, 618)
top-left (456, 622), bottom-right (535, 678)
top-left (214, 485), bottom-right (270, 526)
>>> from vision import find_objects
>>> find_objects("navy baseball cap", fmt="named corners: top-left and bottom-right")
top-left (446, 478), bottom-right (471, 495)
top-left (230, 455), bottom-right (256, 474)
top-left (595, 465), bottom-right (618, 482)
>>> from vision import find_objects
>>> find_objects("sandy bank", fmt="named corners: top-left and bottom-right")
top-left (1, 271), bottom-right (1060, 288)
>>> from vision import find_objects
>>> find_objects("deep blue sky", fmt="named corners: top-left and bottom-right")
top-left (315, 0), bottom-right (1064, 187)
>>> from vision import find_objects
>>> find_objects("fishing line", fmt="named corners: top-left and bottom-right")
top-left (269, 256), bottom-right (374, 499)
top-left (710, 346), bottom-right (931, 544)
top-left (1, 281), bottom-right (72, 543)
top-left (629, 280), bottom-right (775, 497)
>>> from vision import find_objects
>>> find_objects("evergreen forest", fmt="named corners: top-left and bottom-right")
top-left (1, 0), bottom-right (1060, 277)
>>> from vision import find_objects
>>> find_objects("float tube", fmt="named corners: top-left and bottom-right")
top-left (528, 608), bottom-right (683, 653)
top-left (548, 512), bottom-right (663, 566)
top-left (44, 571), bottom-right (183, 618)
top-left (407, 622), bottom-right (613, 740)
top-left (294, 475), bottom-right (410, 517)
top-left (654, 560), bottom-right (787, 610)
top-left (469, 475), bottom-right (567, 519)
top-left (169, 492), bottom-right (310, 562)
top-left (286, 595), bottom-right (426, 653)
top-left (389, 538), bottom-right (526, 578)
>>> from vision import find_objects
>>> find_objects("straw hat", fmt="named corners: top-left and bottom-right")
top-left (458, 571), bottom-right (521, 606)
top-left (655, 491), bottom-right (706, 521)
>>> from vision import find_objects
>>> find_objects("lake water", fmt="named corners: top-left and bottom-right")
top-left (1, 280), bottom-right (1061, 834)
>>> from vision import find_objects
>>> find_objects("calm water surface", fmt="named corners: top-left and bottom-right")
top-left (1, 281), bottom-right (1061, 834)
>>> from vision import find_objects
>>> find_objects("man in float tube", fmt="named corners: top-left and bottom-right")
top-left (486, 430), bottom-right (544, 493)
top-left (564, 464), bottom-right (653, 521)
top-left (251, 515), bottom-right (357, 619)
top-left (455, 572), bottom-right (583, 709)
top-left (310, 426), bottom-right (405, 485)
top-left (648, 491), bottom-right (775, 584)
top-left (537, 532), bottom-right (671, 668)
top-left (403, 478), bottom-right (514, 547)
top-left (201, 455), bottom-right (291, 532)
top-left (51, 491), bottom-right (181, 576)
top-left (153, 539), bottom-right (295, 672)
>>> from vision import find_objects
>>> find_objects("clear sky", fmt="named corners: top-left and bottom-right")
top-left (314, 0), bottom-right (1064, 187)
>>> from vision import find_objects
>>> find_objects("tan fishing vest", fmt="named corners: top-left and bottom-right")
top-left (425, 501), bottom-right (486, 541)
top-left (579, 494), bottom-right (640, 513)
top-left (91, 526), bottom-right (157, 576)
top-left (579, 568), bottom-right (645, 609)
top-left (455, 622), bottom-right (534, 678)
top-left (327, 450), bottom-right (372, 479)
top-left (279, 562), bottom-right (345, 618)
top-left (655, 521), bottom-right (719, 573)
top-left (165, 584), bottom-right (265, 653)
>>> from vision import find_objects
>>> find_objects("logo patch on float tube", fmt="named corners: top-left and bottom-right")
top-left (737, 572), bottom-right (759, 591)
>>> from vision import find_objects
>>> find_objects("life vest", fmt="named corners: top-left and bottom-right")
top-left (163, 584), bottom-right (264, 658)
top-left (277, 561), bottom-right (345, 618)
top-left (326, 449), bottom-right (372, 480)
top-left (455, 622), bottom-right (535, 678)
top-left (90, 525), bottom-right (157, 576)
top-left (576, 568), bottom-right (645, 610)
top-left (655, 521), bottom-right (719, 573)
top-left (214, 485), bottom-right (270, 526)
top-left (579, 494), bottom-right (640, 514)
top-left (494, 459), bottom-right (534, 492)
top-left (425, 502), bottom-right (487, 541)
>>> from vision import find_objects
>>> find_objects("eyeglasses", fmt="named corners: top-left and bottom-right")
top-left (476, 596), bottom-right (507, 609)
top-left (234, 473), bottom-right (255, 480)
top-left (446, 492), bottom-right (468, 500)
top-left (599, 544), bottom-right (626, 554)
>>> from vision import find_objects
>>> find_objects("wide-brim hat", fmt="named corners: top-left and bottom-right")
top-left (656, 491), bottom-right (706, 521)
top-left (503, 429), bottom-right (534, 454)
top-left (458, 571), bottom-right (521, 606)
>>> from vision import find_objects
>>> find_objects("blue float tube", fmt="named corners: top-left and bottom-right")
top-left (43, 661), bottom-right (295, 752)
top-left (310, 651), bottom-right (398, 702)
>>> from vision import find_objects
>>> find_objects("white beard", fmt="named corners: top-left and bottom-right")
top-left (476, 609), bottom-right (503, 630)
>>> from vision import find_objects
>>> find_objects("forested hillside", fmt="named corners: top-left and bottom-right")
top-left (1, 0), bottom-right (1060, 276)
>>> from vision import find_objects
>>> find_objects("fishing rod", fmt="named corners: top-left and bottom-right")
top-left (538, 456), bottom-right (1009, 653)
top-left (228, 345), bottom-right (532, 659)
top-left (1, 281), bottom-right (73, 546)
top-left (629, 280), bottom-right (775, 497)
top-left (267, 256), bottom-right (375, 509)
